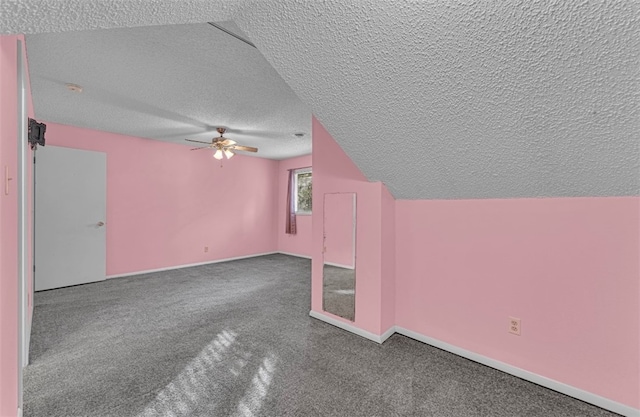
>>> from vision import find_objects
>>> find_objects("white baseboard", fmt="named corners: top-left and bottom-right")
top-left (309, 310), bottom-right (387, 343)
top-left (106, 251), bottom-right (279, 279)
top-left (394, 326), bottom-right (640, 417)
top-left (278, 253), bottom-right (354, 270)
top-left (323, 261), bottom-right (355, 270)
top-left (379, 326), bottom-right (395, 343)
top-left (277, 251), bottom-right (312, 259)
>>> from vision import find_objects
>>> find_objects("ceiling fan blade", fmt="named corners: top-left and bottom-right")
top-left (231, 145), bottom-right (258, 153)
top-left (190, 146), bottom-right (211, 151)
top-left (185, 139), bottom-right (212, 145)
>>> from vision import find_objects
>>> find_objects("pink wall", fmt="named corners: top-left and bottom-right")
top-left (312, 117), bottom-right (387, 335)
top-left (380, 184), bottom-right (395, 332)
top-left (0, 34), bottom-right (20, 417)
top-left (323, 192), bottom-right (355, 268)
top-left (277, 154), bottom-right (312, 257)
top-left (312, 116), bottom-right (638, 409)
top-left (44, 122), bottom-right (279, 276)
top-left (395, 197), bottom-right (640, 408)
top-left (0, 34), bottom-right (34, 417)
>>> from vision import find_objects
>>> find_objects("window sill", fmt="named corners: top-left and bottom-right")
top-left (295, 212), bottom-right (312, 216)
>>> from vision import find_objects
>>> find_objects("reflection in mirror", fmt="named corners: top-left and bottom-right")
top-left (322, 192), bottom-right (356, 321)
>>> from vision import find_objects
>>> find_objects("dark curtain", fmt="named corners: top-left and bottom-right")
top-left (285, 169), bottom-right (297, 235)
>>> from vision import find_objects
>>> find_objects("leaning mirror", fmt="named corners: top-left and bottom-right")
top-left (322, 192), bottom-right (356, 321)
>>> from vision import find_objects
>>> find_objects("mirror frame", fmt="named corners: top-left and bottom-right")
top-left (321, 192), bottom-right (357, 321)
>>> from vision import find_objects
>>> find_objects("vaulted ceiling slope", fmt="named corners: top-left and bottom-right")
top-left (2, 0), bottom-right (639, 199)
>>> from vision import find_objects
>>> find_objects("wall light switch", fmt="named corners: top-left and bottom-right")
top-left (4, 166), bottom-right (12, 195)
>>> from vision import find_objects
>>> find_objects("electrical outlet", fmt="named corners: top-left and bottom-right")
top-left (204, 246), bottom-right (209, 253)
top-left (508, 317), bottom-right (521, 336)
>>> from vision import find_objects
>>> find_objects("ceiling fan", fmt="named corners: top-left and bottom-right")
top-left (185, 127), bottom-right (258, 160)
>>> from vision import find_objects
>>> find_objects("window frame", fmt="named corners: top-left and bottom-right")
top-left (294, 167), bottom-right (312, 215)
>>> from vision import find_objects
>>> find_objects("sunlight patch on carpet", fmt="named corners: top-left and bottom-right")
top-left (138, 329), bottom-right (238, 417)
top-left (233, 354), bottom-right (278, 417)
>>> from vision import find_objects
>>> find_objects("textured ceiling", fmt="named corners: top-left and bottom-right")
top-left (24, 22), bottom-right (312, 160)
top-left (2, 0), bottom-right (639, 199)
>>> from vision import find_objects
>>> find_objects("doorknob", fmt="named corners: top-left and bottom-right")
top-left (96, 221), bottom-right (105, 227)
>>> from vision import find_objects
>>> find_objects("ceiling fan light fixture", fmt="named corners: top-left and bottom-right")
top-left (186, 127), bottom-right (258, 160)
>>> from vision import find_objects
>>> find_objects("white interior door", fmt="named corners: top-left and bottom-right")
top-left (35, 145), bottom-right (106, 291)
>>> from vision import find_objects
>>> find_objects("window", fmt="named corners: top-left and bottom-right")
top-left (294, 168), bottom-right (312, 214)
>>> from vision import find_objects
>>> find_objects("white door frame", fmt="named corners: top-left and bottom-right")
top-left (16, 37), bottom-right (29, 417)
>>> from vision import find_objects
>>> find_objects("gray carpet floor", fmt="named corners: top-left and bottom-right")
top-left (25, 254), bottom-right (618, 417)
